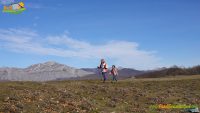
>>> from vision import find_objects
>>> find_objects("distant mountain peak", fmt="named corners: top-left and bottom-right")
top-left (43, 61), bottom-right (58, 66)
top-left (0, 61), bottom-right (94, 81)
top-left (25, 61), bottom-right (70, 72)
top-left (117, 66), bottom-right (124, 70)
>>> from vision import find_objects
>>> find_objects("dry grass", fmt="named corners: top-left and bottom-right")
top-left (0, 75), bottom-right (200, 113)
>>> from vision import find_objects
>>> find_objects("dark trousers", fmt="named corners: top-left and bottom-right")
top-left (112, 75), bottom-right (117, 81)
top-left (102, 72), bottom-right (107, 82)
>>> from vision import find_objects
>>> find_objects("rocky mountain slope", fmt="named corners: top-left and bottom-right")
top-left (0, 61), bottom-right (147, 81)
top-left (0, 61), bottom-right (94, 81)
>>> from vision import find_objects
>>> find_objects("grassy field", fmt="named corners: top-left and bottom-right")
top-left (0, 75), bottom-right (200, 113)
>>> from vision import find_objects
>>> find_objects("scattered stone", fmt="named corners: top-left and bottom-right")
top-left (3, 97), bottom-right (9, 102)
top-left (9, 95), bottom-right (19, 101)
top-left (107, 101), bottom-right (116, 108)
top-left (16, 103), bottom-right (24, 109)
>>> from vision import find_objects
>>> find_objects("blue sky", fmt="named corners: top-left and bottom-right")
top-left (0, 0), bottom-right (200, 70)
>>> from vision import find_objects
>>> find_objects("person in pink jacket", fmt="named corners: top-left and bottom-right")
top-left (98, 59), bottom-right (108, 83)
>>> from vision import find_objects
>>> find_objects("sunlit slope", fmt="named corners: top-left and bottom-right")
top-left (0, 75), bottom-right (199, 113)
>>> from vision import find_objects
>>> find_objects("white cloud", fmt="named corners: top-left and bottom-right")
top-left (0, 28), bottom-right (161, 69)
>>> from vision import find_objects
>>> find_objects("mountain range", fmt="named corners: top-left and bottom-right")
top-left (135, 65), bottom-right (200, 78)
top-left (0, 61), bottom-right (144, 81)
top-left (0, 61), bottom-right (93, 81)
